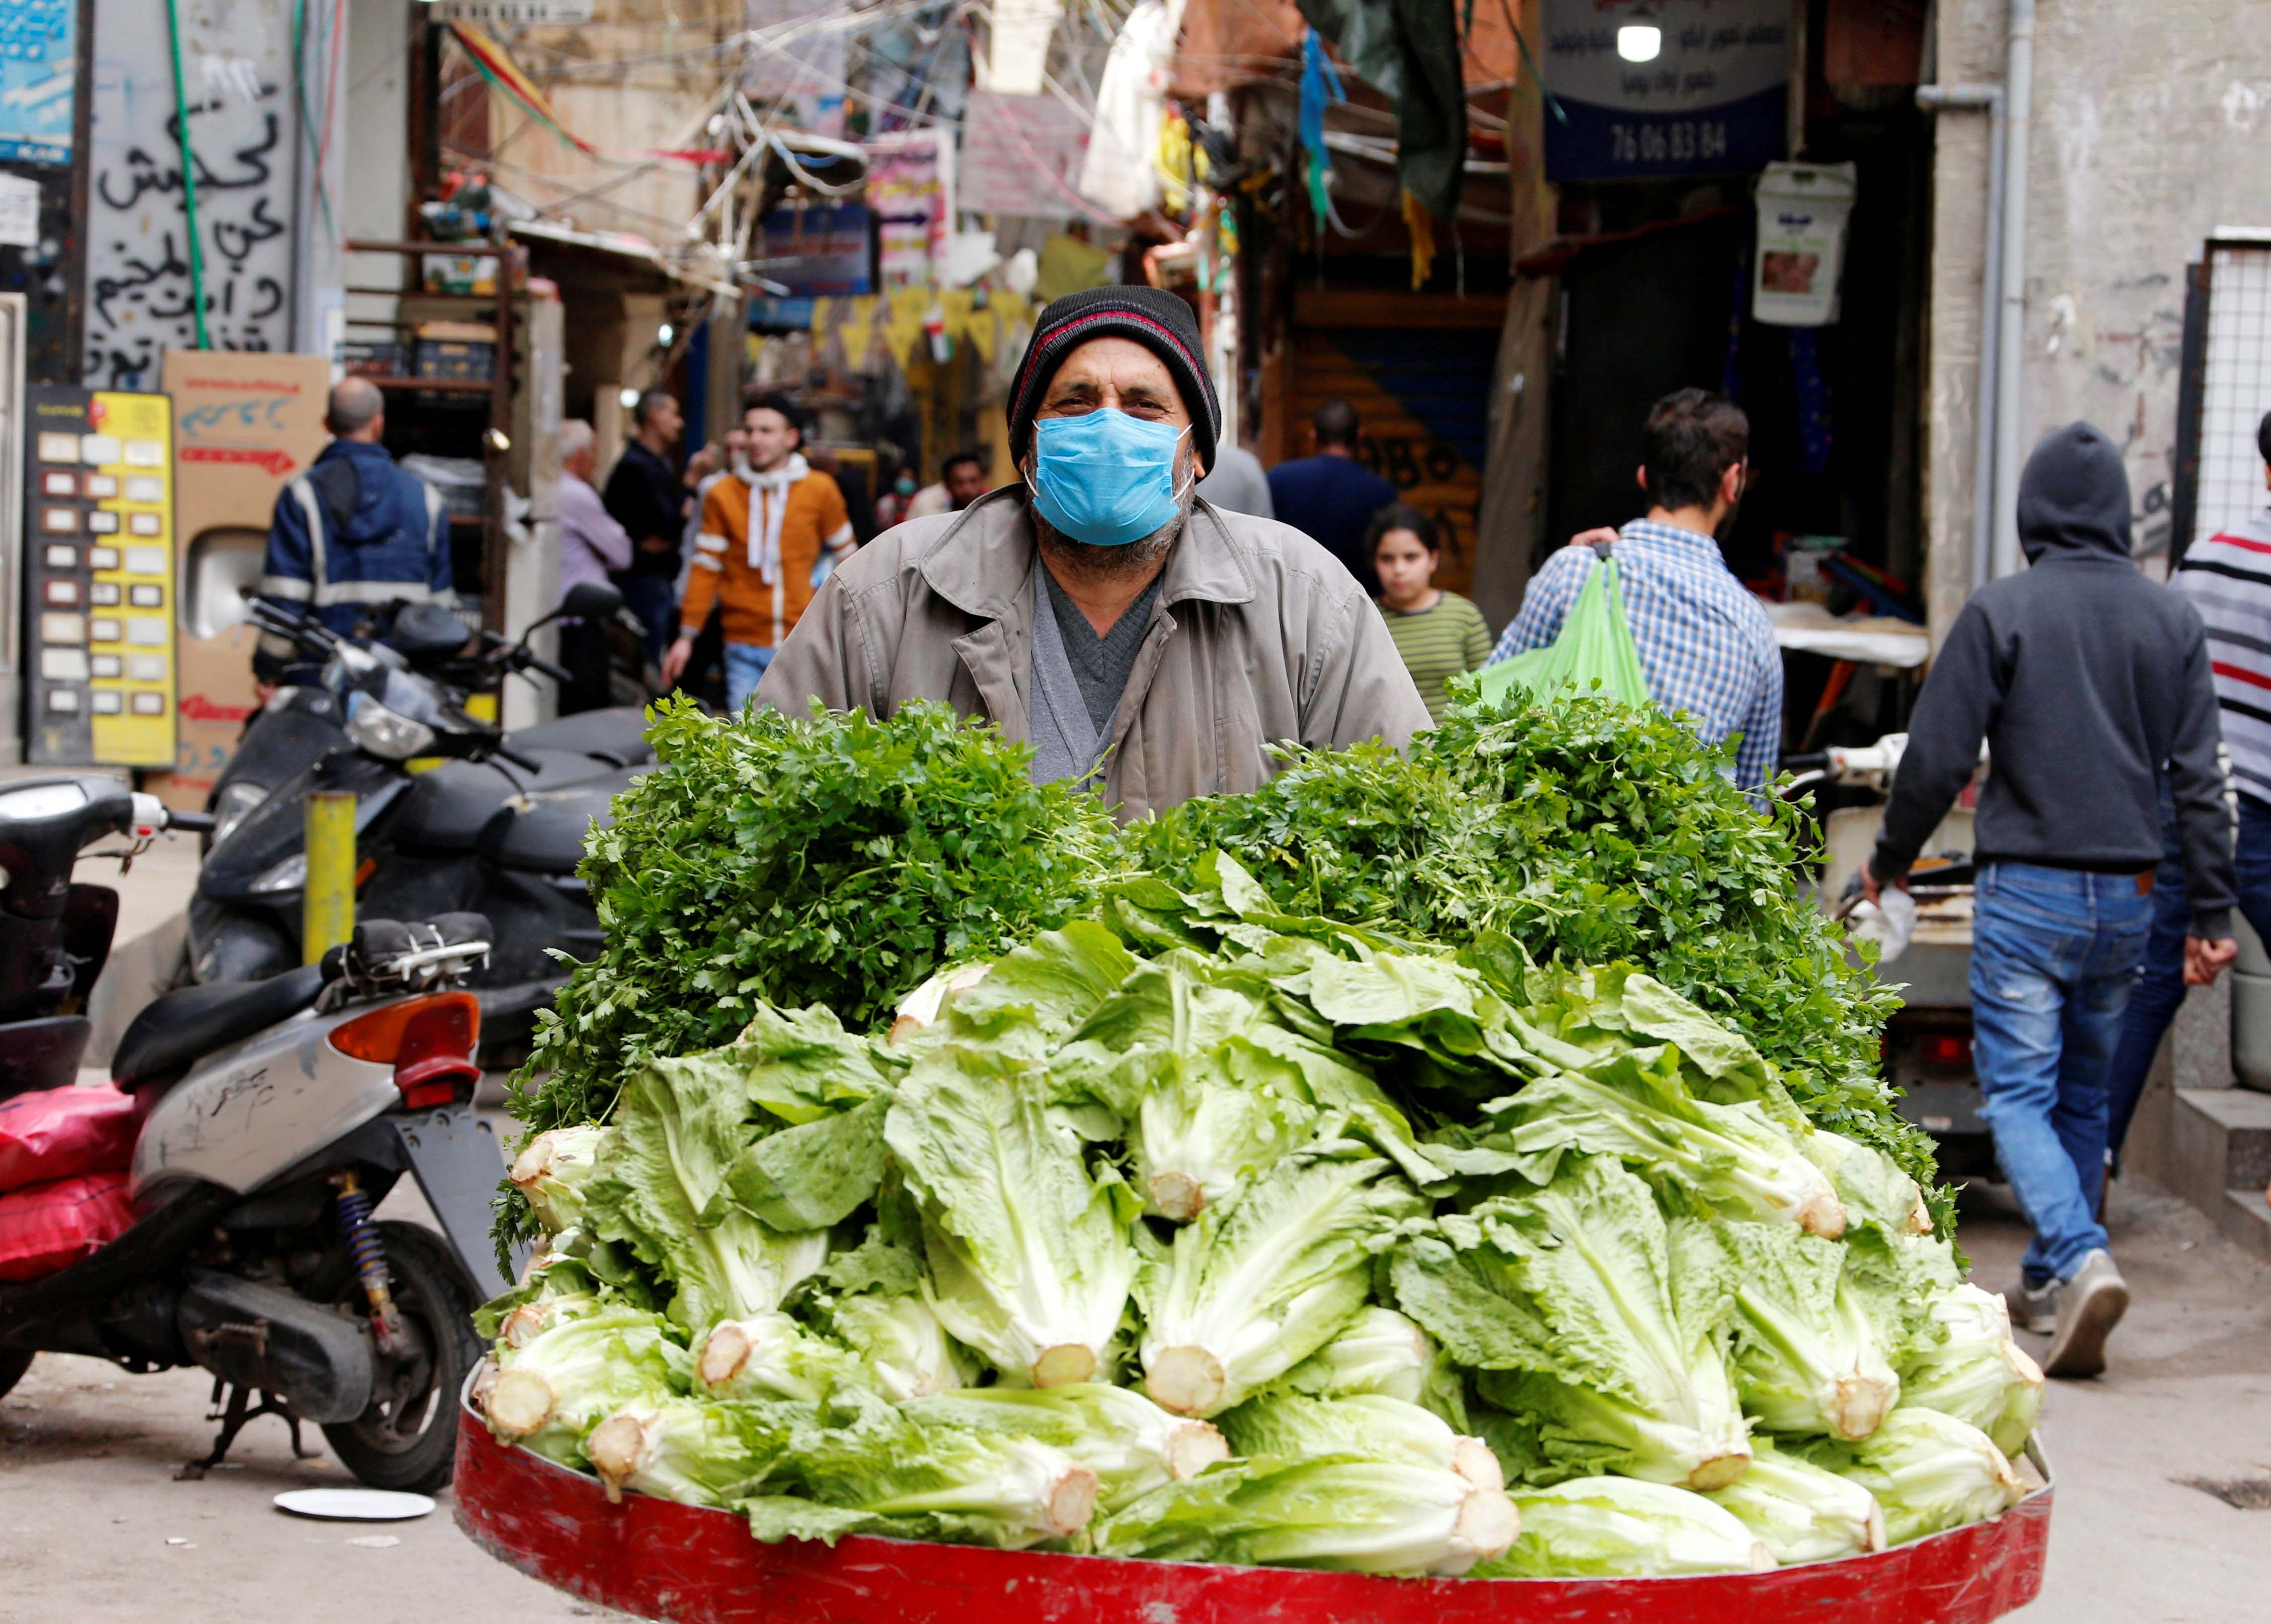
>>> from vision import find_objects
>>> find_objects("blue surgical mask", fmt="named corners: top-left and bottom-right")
top-left (1027, 409), bottom-right (1190, 547)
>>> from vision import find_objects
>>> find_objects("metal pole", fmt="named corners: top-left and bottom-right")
top-left (303, 789), bottom-right (357, 965)
top-left (1918, 83), bottom-right (2007, 599)
top-left (1990, 0), bottom-right (2036, 580)
top-left (163, 0), bottom-right (211, 350)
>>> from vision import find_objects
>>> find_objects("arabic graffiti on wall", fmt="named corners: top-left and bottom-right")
top-left (85, 5), bottom-right (301, 388)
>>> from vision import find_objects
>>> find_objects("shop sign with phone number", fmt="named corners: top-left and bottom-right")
top-left (1541, 0), bottom-right (1788, 182)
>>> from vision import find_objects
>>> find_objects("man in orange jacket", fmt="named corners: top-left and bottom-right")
top-left (661, 394), bottom-right (853, 709)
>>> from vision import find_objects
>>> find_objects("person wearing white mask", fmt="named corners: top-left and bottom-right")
top-left (753, 287), bottom-right (1428, 817)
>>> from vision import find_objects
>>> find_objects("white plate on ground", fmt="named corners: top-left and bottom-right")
top-left (273, 1489), bottom-right (436, 1521)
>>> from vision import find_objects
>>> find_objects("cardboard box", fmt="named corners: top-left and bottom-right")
top-left (150, 350), bottom-right (333, 809)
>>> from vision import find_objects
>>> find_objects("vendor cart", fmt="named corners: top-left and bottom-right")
top-left (453, 1403), bottom-right (2052, 1624)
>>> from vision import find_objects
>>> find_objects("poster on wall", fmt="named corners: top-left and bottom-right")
top-left (1540, 0), bottom-right (1789, 182)
top-left (0, 0), bottom-right (75, 165)
top-left (21, 387), bottom-right (179, 769)
top-left (864, 130), bottom-right (954, 291)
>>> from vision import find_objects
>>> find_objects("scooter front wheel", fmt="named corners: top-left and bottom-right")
top-left (320, 1220), bottom-right (482, 1493)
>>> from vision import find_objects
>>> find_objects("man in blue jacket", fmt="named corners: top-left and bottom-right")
top-left (256, 377), bottom-right (457, 683)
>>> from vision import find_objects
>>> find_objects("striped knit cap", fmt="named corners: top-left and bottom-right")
top-left (1007, 286), bottom-right (1220, 471)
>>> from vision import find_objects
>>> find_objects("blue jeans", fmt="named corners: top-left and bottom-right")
top-left (2104, 788), bottom-right (2271, 1160)
top-left (1970, 862), bottom-right (2155, 1285)
top-left (723, 642), bottom-right (775, 712)
top-left (618, 574), bottom-right (679, 671)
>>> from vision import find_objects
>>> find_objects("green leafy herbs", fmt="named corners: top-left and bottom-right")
top-left (1132, 686), bottom-right (1938, 1226)
top-left (510, 697), bottom-right (1132, 1137)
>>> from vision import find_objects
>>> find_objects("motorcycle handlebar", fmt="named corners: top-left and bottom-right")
top-left (165, 809), bottom-right (216, 834)
top-left (520, 653), bottom-right (576, 686)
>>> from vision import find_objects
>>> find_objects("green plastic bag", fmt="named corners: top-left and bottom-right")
top-left (1473, 546), bottom-right (1652, 709)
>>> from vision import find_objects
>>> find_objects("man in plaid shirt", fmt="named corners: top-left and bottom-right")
top-left (1488, 389), bottom-right (1782, 788)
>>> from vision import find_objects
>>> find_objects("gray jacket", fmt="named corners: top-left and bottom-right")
top-left (754, 488), bottom-right (1432, 820)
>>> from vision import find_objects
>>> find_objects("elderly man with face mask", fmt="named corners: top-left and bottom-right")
top-left (756, 287), bottom-right (1429, 817)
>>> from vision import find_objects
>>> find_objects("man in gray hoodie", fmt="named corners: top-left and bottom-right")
top-left (1863, 422), bottom-right (2237, 1379)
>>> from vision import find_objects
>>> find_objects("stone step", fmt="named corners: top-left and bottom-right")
top-left (2170, 1089), bottom-right (2271, 1263)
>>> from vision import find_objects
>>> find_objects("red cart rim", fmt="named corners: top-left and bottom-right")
top-left (451, 1394), bottom-right (2054, 1624)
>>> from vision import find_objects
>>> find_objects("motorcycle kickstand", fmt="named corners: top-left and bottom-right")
top-left (175, 1377), bottom-right (313, 1480)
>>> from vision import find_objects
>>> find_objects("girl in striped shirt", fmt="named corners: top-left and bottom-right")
top-left (1369, 504), bottom-right (1491, 724)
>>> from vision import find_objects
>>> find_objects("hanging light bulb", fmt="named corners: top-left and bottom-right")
top-left (658, 323), bottom-right (674, 345)
top-left (1616, 23), bottom-right (1663, 62)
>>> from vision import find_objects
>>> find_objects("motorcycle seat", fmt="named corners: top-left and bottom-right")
top-left (505, 707), bottom-right (655, 770)
top-left (479, 775), bottom-right (631, 874)
top-left (391, 749), bottom-right (625, 853)
top-left (112, 964), bottom-right (328, 1087)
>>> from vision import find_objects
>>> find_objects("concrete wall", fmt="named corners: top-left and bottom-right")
top-left (1928, 1), bottom-right (2271, 1102)
top-left (1927, 0), bottom-right (2271, 646)
top-left (85, 0), bottom-right (344, 387)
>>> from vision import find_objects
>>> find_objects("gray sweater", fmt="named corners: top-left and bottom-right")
top-left (1872, 423), bottom-right (2235, 936)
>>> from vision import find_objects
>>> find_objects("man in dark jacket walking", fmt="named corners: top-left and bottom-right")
top-left (1863, 422), bottom-right (2237, 1379)
top-left (257, 377), bottom-right (455, 684)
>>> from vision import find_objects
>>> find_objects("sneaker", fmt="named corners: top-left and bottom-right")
top-left (2041, 1249), bottom-right (2129, 1378)
top-left (2014, 1276), bottom-right (2060, 1336)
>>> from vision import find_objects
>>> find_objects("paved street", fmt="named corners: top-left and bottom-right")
top-left (5, 1174), bottom-right (2263, 1619)
top-left (3, 851), bottom-right (2267, 1619)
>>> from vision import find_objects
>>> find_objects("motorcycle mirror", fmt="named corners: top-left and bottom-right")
top-left (560, 580), bottom-right (624, 622)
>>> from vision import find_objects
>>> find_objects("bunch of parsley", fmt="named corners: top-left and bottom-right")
top-left (509, 697), bottom-right (1131, 1139)
top-left (1134, 685), bottom-right (1939, 1226)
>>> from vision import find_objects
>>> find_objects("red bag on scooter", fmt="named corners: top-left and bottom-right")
top-left (0, 1171), bottom-right (136, 1282)
top-left (0, 1085), bottom-right (138, 1192)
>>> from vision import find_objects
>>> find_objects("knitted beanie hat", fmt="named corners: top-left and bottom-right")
top-left (1006, 285), bottom-right (1221, 470)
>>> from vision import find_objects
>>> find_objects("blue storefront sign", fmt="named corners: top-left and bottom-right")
top-left (0, 0), bottom-right (76, 166)
top-left (1542, 0), bottom-right (1788, 183)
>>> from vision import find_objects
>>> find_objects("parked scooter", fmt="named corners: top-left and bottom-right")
top-left (1783, 734), bottom-right (1991, 1177)
top-left (190, 584), bottom-right (644, 1053)
top-left (206, 591), bottom-right (654, 854)
top-left (0, 777), bottom-right (515, 1491)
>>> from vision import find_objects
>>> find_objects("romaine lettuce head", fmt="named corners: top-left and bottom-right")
top-left (510, 1124), bottom-right (611, 1235)
top-left (1221, 1391), bottom-right (1503, 1492)
top-left (1896, 1284), bottom-right (2044, 1458)
top-left (896, 921), bottom-right (1140, 1057)
top-left (771, 1399), bottom-right (1103, 1549)
top-left (583, 1396), bottom-right (797, 1506)
top-left (1097, 1455), bottom-right (1520, 1576)
top-left (1790, 1405), bottom-right (2024, 1545)
top-left (886, 1041), bottom-right (1139, 1388)
top-left (904, 1383), bottom-right (1228, 1510)
top-left (1390, 1156), bottom-right (1751, 1490)
top-left (1281, 1305), bottom-right (1437, 1405)
top-left (1715, 1219), bottom-right (1901, 1441)
top-left (1801, 1127), bottom-right (1935, 1237)
top-left (481, 1301), bottom-right (690, 1467)
top-left (1137, 1143), bottom-right (1425, 1416)
top-left (579, 1004), bottom-right (883, 1333)
top-left (1707, 1436), bottom-right (1886, 1564)
top-left (1054, 952), bottom-right (1317, 1220)
top-left (1481, 1475), bottom-right (1774, 1577)
top-left (1274, 944), bottom-right (1532, 1089)
top-left (1473, 1047), bottom-right (1845, 1237)
top-left (695, 1311), bottom-right (853, 1403)
top-left (833, 1293), bottom-right (979, 1402)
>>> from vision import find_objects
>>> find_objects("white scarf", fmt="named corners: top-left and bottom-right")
top-left (737, 452), bottom-right (809, 585)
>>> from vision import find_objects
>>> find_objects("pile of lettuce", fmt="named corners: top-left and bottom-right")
top-left (1134, 686), bottom-right (1938, 1228)
top-left (480, 858), bottom-right (2038, 1578)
